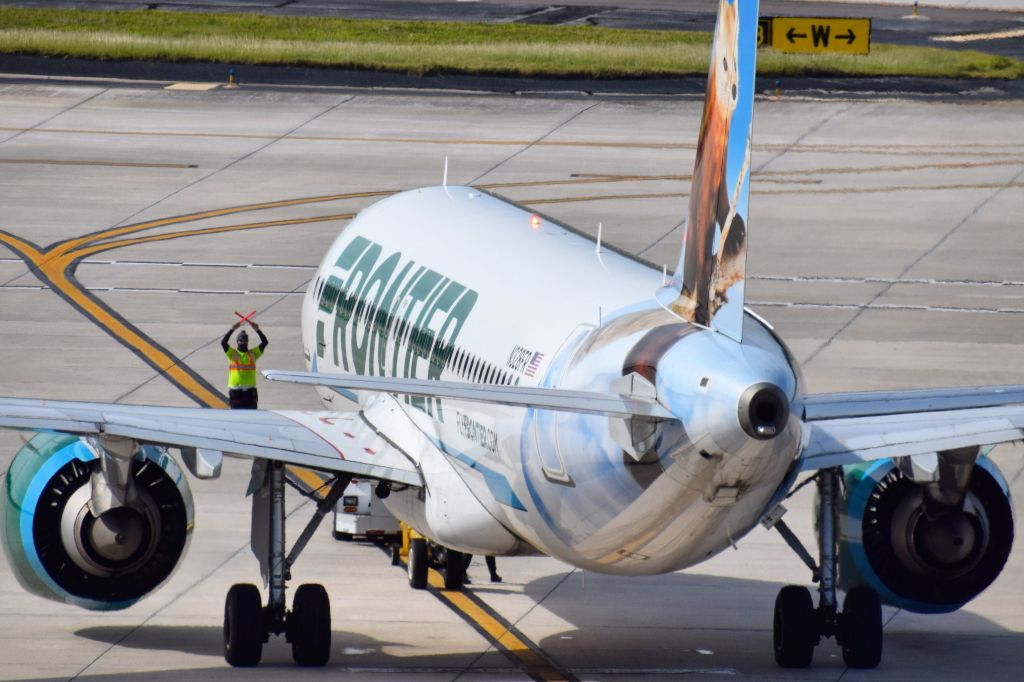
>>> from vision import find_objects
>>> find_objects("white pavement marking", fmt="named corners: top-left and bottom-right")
top-left (2, 84), bottom-right (1024, 681)
top-left (932, 28), bottom-right (1024, 42)
top-left (752, 274), bottom-right (1024, 287)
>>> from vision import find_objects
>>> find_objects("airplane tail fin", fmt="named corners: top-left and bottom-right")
top-left (665, 0), bottom-right (758, 342)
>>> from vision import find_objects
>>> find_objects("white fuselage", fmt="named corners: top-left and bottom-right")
top-left (301, 186), bottom-right (803, 576)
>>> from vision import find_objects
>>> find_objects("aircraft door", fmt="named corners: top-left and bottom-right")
top-left (531, 324), bottom-right (594, 486)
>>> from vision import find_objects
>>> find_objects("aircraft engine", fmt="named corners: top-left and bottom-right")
top-left (1, 432), bottom-right (194, 611)
top-left (838, 457), bottom-right (1013, 613)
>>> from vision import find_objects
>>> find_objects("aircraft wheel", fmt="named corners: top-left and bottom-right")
top-left (841, 587), bottom-right (882, 669)
top-left (773, 585), bottom-right (816, 668)
top-left (408, 538), bottom-right (428, 589)
top-left (224, 583), bottom-right (264, 667)
top-left (289, 583), bottom-right (332, 666)
top-left (444, 549), bottom-right (465, 590)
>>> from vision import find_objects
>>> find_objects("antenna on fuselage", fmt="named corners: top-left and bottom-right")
top-left (442, 156), bottom-right (454, 199)
top-left (595, 222), bottom-right (608, 271)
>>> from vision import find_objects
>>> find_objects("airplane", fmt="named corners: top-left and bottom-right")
top-left (1, 0), bottom-right (1021, 671)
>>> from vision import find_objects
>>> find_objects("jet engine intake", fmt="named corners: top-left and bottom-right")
top-left (1, 433), bottom-right (194, 611)
top-left (839, 457), bottom-right (1013, 613)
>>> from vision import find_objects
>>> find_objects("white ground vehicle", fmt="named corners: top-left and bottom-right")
top-left (333, 479), bottom-right (401, 541)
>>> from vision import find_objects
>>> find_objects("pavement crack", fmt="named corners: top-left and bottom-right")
top-left (0, 87), bottom-right (109, 149)
top-left (804, 163), bottom-right (1024, 367)
top-left (68, 493), bottom-right (316, 680)
top-left (635, 101), bottom-right (852, 261)
top-left (101, 94), bottom-right (358, 236)
top-left (469, 102), bottom-right (600, 185)
top-left (69, 491), bottom-right (313, 675)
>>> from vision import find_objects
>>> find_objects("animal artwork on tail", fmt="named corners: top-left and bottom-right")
top-left (669, 0), bottom-right (756, 342)
top-left (5, 0), bottom-right (1024, 673)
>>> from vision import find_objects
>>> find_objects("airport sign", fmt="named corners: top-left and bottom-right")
top-left (758, 17), bottom-right (871, 55)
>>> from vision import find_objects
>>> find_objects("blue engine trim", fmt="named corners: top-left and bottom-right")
top-left (842, 455), bottom-right (1012, 614)
top-left (2, 434), bottom-right (194, 612)
top-left (842, 459), bottom-right (910, 610)
top-left (14, 440), bottom-right (138, 610)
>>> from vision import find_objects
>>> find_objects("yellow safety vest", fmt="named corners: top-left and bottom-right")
top-left (226, 347), bottom-right (264, 389)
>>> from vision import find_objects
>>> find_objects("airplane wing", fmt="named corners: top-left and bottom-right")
top-left (0, 397), bottom-right (422, 486)
top-left (798, 385), bottom-right (1024, 471)
top-left (262, 369), bottom-right (675, 419)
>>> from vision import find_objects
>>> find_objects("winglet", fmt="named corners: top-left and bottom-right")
top-left (666, 0), bottom-right (758, 342)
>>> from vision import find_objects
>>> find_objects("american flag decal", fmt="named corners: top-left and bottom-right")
top-left (524, 352), bottom-right (545, 377)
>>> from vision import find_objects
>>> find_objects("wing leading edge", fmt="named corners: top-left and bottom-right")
top-left (262, 370), bottom-right (675, 419)
top-left (798, 385), bottom-right (1024, 471)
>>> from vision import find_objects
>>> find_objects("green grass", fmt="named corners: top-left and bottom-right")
top-left (760, 44), bottom-right (1023, 80)
top-left (0, 7), bottom-right (1020, 80)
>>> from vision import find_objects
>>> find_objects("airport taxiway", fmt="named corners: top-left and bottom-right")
top-left (0, 82), bottom-right (1022, 680)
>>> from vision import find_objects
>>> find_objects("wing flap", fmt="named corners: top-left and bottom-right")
top-left (800, 385), bottom-right (1024, 421)
top-left (800, 406), bottom-right (1024, 471)
top-left (0, 398), bottom-right (422, 487)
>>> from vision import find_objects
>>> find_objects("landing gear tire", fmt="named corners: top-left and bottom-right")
top-left (444, 550), bottom-right (465, 591)
top-left (289, 583), bottom-right (332, 666)
top-left (408, 537), bottom-right (428, 589)
top-left (773, 585), bottom-right (816, 668)
top-left (224, 583), bottom-right (264, 667)
top-left (840, 587), bottom-right (882, 669)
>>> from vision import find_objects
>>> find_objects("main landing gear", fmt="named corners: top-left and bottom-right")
top-left (769, 468), bottom-right (883, 669)
top-left (405, 535), bottom-right (466, 591)
top-left (223, 463), bottom-right (350, 667)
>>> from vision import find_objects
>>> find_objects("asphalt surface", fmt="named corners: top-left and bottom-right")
top-left (4, 53), bottom-right (1024, 100)
top-left (0, 78), bottom-right (1022, 681)
top-left (1, 0), bottom-right (1022, 58)
top-left (1, 0), bottom-right (1022, 98)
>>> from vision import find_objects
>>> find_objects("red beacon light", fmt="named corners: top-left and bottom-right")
top-left (530, 214), bottom-right (541, 230)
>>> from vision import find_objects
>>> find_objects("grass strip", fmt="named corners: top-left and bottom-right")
top-left (0, 7), bottom-right (1020, 80)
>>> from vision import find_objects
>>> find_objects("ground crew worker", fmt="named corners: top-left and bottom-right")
top-left (222, 319), bottom-right (268, 409)
top-left (463, 554), bottom-right (502, 583)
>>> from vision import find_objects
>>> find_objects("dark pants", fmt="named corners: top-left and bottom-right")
top-left (464, 554), bottom-right (501, 581)
top-left (229, 388), bottom-right (258, 409)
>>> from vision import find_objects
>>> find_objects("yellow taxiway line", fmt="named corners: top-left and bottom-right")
top-left (2, 190), bottom-right (577, 681)
top-left (420, 561), bottom-right (575, 681)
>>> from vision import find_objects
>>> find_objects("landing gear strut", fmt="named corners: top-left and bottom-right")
top-left (223, 463), bottom-right (350, 667)
top-left (770, 468), bottom-right (883, 669)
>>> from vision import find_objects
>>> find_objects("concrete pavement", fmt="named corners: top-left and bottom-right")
top-left (0, 82), bottom-right (1022, 680)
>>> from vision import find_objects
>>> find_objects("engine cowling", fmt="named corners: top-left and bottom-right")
top-left (1, 433), bottom-right (194, 611)
top-left (839, 456), bottom-right (1014, 613)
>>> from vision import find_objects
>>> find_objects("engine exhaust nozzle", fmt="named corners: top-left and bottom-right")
top-left (738, 382), bottom-right (789, 440)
